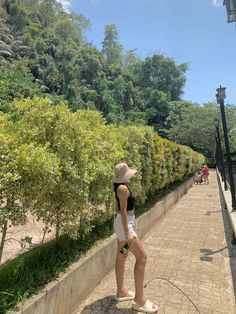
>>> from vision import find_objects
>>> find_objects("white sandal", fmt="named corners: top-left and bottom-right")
top-left (114, 290), bottom-right (135, 302)
top-left (132, 300), bottom-right (158, 313)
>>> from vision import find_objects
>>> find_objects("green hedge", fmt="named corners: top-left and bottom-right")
top-left (0, 97), bottom-right (205, 313)
top-left (0, 98), bottom-right (204, 239)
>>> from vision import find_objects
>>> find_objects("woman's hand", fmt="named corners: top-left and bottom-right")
top-left (127, 234), bottom-right (136, 248)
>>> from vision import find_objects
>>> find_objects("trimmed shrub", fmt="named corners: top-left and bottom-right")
top-left (0, 97), bottom-right (205, 313)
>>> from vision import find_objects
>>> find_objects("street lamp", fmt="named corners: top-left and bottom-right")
top-left (216, 86), bottom-right (236, 210)
top-left (215, 121), bottom-right (228, 191)
top-left (223, 0), bottom-right (236, 23)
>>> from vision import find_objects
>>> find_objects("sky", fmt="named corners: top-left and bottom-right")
top-left (58, 0), bottom-right (236, 105)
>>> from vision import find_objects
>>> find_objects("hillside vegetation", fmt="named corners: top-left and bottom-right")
top-left (1, 0), bottom-right (236, 158)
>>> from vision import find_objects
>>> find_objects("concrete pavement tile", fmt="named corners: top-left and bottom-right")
top-left (74, 171), bottom-right (236, 314)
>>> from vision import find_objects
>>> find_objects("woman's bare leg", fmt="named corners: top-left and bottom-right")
top-left (130, 237), bottom-right (157, 310)
top-left (129, 237), bottom-right (146, 303)
top-left (115, 240), bottom-right (129, 297)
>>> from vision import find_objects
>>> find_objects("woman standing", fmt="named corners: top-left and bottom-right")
top-left (202, 164), bottom-right (209, 184)
top-left (113, 162), bottom-right (158, 313)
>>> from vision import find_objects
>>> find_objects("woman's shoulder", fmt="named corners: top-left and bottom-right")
top-left (117, 184), bottom-right (128, 191)
top-left (117, 184), bottom-right (129, 195)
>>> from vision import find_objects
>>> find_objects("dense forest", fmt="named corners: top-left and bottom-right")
top-left (0, 0), bottom-right (236, 160)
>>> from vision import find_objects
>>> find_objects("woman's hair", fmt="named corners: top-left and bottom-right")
top-left (113, 182), bottom-right (124, 192)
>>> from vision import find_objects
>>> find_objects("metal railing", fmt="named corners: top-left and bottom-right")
top-left (215, 127), bottom-right (236, 210)
top-left (225, 165), bottom-right (236, 193)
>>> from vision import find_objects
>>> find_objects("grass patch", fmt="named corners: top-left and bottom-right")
top-left (0, 218), bottom-right (114, 314)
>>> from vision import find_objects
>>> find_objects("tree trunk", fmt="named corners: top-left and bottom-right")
top-left (41, 227), bottom-right (47, 245)
top-left (55, 218), bottom-right (60, 241)
top-left (0, 220), bottom-right (8, 264)
top-left (79, 213), bottom-right (83, 239)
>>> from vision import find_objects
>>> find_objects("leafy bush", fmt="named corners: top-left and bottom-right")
top-left (1, 97), bottom-right (204, 245)
top-left (0, 97), bottom-right (204, 313)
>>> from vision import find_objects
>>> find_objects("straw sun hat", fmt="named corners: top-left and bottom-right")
top-left (113, 163), bottom-right (137, 183)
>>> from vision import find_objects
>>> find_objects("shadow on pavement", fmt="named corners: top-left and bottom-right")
top-left (200, 247), bottom-right (227, 262)
top-left (80, 296), bottom-right (135, 313)
top-left (204, 210), bottom-right (221, 216)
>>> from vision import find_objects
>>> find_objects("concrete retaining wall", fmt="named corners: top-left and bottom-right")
top-left (8, 177), bottom-right (193, 314)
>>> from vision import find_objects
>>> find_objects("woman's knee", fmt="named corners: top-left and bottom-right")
top-left (137, 252), bottom-right (147, 265)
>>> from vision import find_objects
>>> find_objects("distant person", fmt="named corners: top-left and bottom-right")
top-left (202, 165), bottom-right (209, 184)
top-left (194, 171), bottom-right (203, 184)
top-left (113, 162), bottom-right (158, 313)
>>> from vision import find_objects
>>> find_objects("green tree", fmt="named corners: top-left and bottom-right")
top-left (0, 61), bottom-right (44, 112)
top-left (123, 49), bottom-right (141, 72)
top-left (37, 0), bottom-right (62, 27)
top-left (102, 24), bottom-right (123, 66)
top-left (225, 104), bottom-right (236, 153)
top-left (143, 88), bottom-right (170, 133)
top-left (76, 47), bottom-right (103, 88)
top-left (138, 54), bottom-right (187, 100)
top-left (7, 1), bottom-right (28, 31)
top-left (166, 103), bottom-right (220, 158)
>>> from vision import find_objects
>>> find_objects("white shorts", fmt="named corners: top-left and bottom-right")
top-left (113, 213), bottom-right (137, 241)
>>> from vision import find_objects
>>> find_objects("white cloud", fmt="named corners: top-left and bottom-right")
top-left (212, 0), bottom-right (223, 7)
top-left (57, 0), bottom-right (72, 12)
top-left (90, 0), bottom-right (101, 4)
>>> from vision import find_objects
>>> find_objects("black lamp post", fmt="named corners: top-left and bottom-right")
top-left (223, 0), bottom-right (236, 23)
top-left (216, 86), bottom-right (236, 210)
top-left (215, 122), bottom-right (228, 191)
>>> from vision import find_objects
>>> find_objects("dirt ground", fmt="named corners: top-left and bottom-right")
top-left (0, 214), bottom-right (55, 264)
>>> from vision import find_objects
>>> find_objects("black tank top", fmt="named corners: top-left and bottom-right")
top-left (114, 183), bottom-right (135, 212)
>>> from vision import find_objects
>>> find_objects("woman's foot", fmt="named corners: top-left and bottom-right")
top-left (115, 290), bottom-right (135, 302)
top-left (132, 299), bottom-right (158, 313)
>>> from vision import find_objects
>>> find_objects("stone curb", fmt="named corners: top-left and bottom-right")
top-left (8, 177), bottom-right (193, 314)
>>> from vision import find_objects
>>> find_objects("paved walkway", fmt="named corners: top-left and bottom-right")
top-left (74, 170), bottom-right (236, 314)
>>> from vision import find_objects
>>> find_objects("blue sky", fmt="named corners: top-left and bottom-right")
top-left (59, 0), bottom-right (236, 105)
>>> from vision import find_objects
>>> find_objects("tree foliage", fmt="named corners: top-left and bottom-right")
top-left (0, 110), bottom-right (60, 262)
top-left (102, 24), bottom-right (123, 66)
top-left (165, 101), bottom-right (236, 159)
top-left (0, 0), bottom-right (188, 131)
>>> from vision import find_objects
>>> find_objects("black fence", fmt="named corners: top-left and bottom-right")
top-left (225, 165), bottom-right (236, 194)
top-left (215, 127), bottom-right (236, 210)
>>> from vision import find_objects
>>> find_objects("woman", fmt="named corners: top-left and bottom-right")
top-left (202, 164), bottom-right (209, 184)
top-left (113, 162), bottom-right (158, 313)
